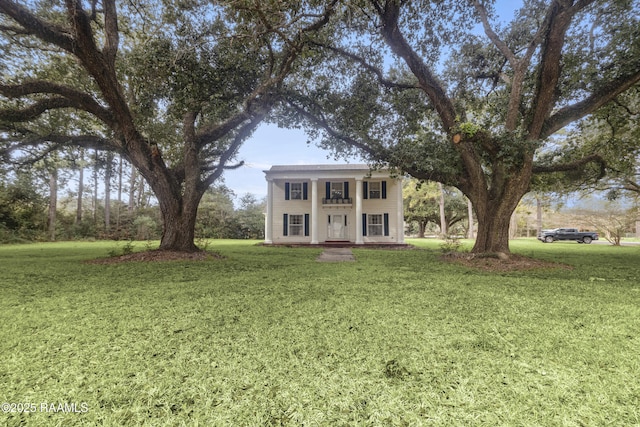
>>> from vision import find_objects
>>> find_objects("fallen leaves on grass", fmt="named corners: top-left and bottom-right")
top-left (440, 252), bottom-right (573, 272)
top-left (86, 249), bottom-right (225, 264)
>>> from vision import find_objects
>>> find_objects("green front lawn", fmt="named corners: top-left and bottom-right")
top-left (1, 240), bottom-right (639, 426)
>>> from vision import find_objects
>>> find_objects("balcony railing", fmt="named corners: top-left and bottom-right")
top-left (322, 197), bottom-right (353, 205)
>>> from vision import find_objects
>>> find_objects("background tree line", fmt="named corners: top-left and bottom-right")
top-left (0, 152), bottom-right (265, 243)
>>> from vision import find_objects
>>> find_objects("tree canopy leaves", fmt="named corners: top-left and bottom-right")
top-left (282, 0), bottom-right (640, 252)
top-left (1, 0), bottom-right (337, 250)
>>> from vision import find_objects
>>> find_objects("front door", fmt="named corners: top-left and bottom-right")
top-left (328, 214), bottom-right (346, 240)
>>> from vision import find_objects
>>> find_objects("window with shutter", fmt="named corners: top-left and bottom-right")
top-left (365, 181), bottom-right (387, 199)
top-left (368, 214), bottom-right (384, 236)
top-left (288, 214), bottom-right (304, 236)
top-left (362, 214), bottom-right (367, 236)
top-left (285, 182), bottom-right (307, 200)
top-left (369, 182), bottom-right (381, 199)
top-left (283, 214), bottom-right (288, 236)
top-left (383, 213), bottom-right (389, 236)
top-left (304, 214), bottom-right (310, 236)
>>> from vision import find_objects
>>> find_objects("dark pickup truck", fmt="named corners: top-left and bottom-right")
top-left (537, 228), bottom-right (599, 244)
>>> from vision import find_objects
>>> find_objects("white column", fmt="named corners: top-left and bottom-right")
top-left (355, 178), bottom-right (363, 244)
top-left (397, 178), bottom-right (405, 244)
top-left (264, 179), bottom-right (273, 244)
top-left (311, 179), bottom-right (319, 244)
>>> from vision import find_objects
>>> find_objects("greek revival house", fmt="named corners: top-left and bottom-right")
top-left (264, 165), bottom-right (404, 245)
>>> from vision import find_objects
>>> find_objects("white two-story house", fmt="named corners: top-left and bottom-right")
top-left (264, 164), bottom-right (404, 245)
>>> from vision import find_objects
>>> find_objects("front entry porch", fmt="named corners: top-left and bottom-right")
top-left (327, 214), bottom-right (349, 241)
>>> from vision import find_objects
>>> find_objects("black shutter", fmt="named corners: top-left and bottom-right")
top-left (304, 214), bottom-right (310, 236)
top-left (283, 214), bottom-right (288, 236)
top-left (285, 182), bottom-right (290, 200)
top-left (382, 181), bottom-right (387, 199)
top-left (363, 182), bottom-right (368, 199)
top-left (383, 213), bottom-right (390, 236)
top-left (362, 214), bottom-right (367, 236)
top-left (303, 182), bottom-right (308, 200)
top-left (344, 181), bottom-right (349, 199)
top-left (326, 182), bottom-right (331, 199)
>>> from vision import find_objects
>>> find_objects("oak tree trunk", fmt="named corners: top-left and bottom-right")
top-left (438, 182), bottom-right (447, 237)
top-left (467, 169), bottom-right (531, 254)
top-left (473, 206), bottom-right (514, 253)
top-left (76, 150), bottom-right (84, 224)
top-left (146, 167), bottom-right (204, 252)
top-left (104, 152), bottom-right (113, 232)
top-left (418, 221), bottom-right (426, 238)
top-left (48, 168), bottom-right (57, 241)
top-left (128, 165), bottom-right (136, 213)
top-left (92, 150), bottom-right (99, 225)
top-left (467, 198), bottom-right (474, 239)
top-left (116, 155), bottom-right (123, 227)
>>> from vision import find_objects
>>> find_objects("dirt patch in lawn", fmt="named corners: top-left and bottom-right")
top-left (440, 252), bottom-right (573, 272)
top-left (86, 249), bottom-right (225, 265)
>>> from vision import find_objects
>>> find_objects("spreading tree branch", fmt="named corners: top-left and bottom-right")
top-left (310, 42), bottom-right (420, 90)
top-left (473, 0), bottom-right (551, 131)
top-left (201, 112), bottom-right (266, 189)
top-left (0, 0), bottom-right (75, 52)
top-left (542, 68), bottom-right (640, 138)
top-left (0, 133), bottom-right (117, 165)
top-left (375, 0), bottom-right (458, 132)
top-left (0, 80), bottom-right (115, 125)
top-left (533, 153), bottom-right (606, 178)
top-left (0, 97), bottom-right (77, 122)
top-left (287, 99), bottom-right (380, 158)
top-left (527, 1), bottom-right (596, 139)
top-left (196, 1), bottom-right (338, 150)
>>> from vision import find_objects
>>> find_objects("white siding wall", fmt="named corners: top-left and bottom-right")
top-left (360, 179), bottom-right (400, 243)
top-left (266, 170), bottom-right (403, 244)
top-left (271, 180), bottom-right (312, 244)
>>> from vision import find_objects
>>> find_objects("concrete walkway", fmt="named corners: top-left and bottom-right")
top-left (316, 247), bottom-right (356, 262)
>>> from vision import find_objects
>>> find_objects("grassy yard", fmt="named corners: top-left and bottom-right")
top-left (1, 239), bottom-right (639, 426)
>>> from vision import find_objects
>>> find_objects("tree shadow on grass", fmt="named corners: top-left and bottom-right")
top-left (440, 252), bottom-right (574, 272)
top-left (86, 249), bottom-right (225, 264)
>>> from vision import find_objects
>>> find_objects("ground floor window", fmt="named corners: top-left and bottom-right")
top-left (362, 213), bottom-right (389, 237)
top-left (368, 214), bottom-right (383, 236)
top-left (283, 213), bottom-right (309, 237)
top-left (289, 214), bottom-right (303, 236)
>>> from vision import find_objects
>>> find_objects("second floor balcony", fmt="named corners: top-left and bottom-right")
top-left (322, 197), bottom-right (353, 205)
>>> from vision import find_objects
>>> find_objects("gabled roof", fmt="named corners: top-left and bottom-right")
top-left (266, 164), bottom-right (372, 172)
top-left (264, 164), bottom-right (391, 180)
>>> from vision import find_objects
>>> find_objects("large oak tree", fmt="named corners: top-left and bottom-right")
top-left (0, 0), bottom-right (336, 251)
top-left (286, 0), bottom-right (640, 254)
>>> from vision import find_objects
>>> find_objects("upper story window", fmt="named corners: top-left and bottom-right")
top-left (285, 182), bottom-right (307, 200)
top-left (290, 183), bottom-right (303, 200)
top-left (364, 181), bottom-right (387, 199)
top-left (330, 182), bottom-right (344, 199)
top-left (368, 182), bottom-right (381, 199)
top-left (323, 181), bottom-right (351, 204)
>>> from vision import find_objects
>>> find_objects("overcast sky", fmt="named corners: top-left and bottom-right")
top-left (223, 124), bottom-right (363, 201)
